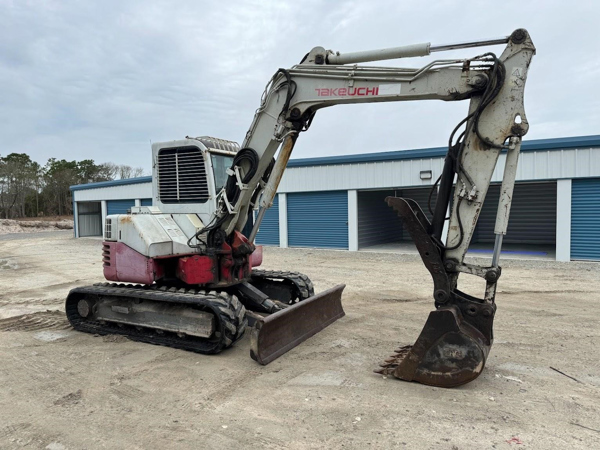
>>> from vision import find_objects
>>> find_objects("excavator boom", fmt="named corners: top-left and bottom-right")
top-left (67, 29), bottom-right (535, 387)
top-left (214, 29), bottom-right (535, 386)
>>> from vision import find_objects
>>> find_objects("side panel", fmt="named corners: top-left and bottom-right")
top-left (141, 198), bottom-right (153, 206)
top-left (256, 196), bottom-right (280, 246)
top-left (103, 241), bottom-right (164, 284)
top-left (107, 199), bottom-right (136, 215)
top-left (288, 191), bottom-right (348, 249)
top-left (571, 178), bottom-right (600, 261)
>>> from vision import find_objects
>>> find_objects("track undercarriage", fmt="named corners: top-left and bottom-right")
top-left (66, 271), bottom-right (344, 360)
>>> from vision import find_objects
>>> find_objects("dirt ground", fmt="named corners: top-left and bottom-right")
top-left (0, 232), bottom-right (599, 449)
top-left (0, 217), bottom-right (73, 234)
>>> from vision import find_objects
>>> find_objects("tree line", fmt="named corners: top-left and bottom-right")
top-left (0, 153), bottom-right (145, 219)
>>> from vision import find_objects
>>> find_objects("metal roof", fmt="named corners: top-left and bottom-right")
top-left (287, 135), bottom-right (600, 168)
top-left (70, 176), bottom-right (152, 191)
top-left (70, 135), bottom-right (600, 191)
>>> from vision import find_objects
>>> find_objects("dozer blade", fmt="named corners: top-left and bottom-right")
top-left (250, 284), bottom-right (345, 365)
top-left (376, 306), bottom-right (491, 388)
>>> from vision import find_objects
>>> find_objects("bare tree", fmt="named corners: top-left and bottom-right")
top-left (116, 165), bottom-right (145, 179)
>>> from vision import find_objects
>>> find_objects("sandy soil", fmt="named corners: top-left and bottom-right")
top-left (0, 217), bottom-right (73, 234)
top-left (0, 233), bottom-right (599, 449)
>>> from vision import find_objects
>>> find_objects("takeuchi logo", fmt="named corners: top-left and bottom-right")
top-left (315, 87), bottom-right (379, 97)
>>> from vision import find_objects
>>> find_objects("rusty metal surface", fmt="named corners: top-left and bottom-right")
top-left (250, 284), bottom-right (345, 365)
top-left (376, 306), bottom-right (491, 388)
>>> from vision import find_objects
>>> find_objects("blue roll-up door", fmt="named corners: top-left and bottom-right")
top-left (256, 196), bottom-right (280, 246)
top-left (571, 178), bottom-right (600, 261)
top-left (288, 191), bottom-right (348, 249)
top-left (107, 199), bottom-right (136, 215)
top-left (141, 198), bottom-right (153, 206)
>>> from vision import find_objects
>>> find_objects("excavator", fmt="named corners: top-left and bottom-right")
top-left (66, 29), bottom-right (535, 388)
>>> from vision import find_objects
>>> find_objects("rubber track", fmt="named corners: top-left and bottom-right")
top-left (65, 283), bottom-right (247, 354)
top-left (250, 270), bottom-right (315, 303)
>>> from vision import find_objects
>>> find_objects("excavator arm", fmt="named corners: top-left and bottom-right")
top-left (213, 29), bottom-right (535, 387)
top-left (218, 30), bottom-right (534, 239)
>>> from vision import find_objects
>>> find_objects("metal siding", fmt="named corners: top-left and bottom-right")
top-left (78, 214), bottom-right (102, 237)
top-left (474, 182), bottom-right (556, 244)
top-left (73, 183), bottom-right (152, 202)
top-left (107, 199), bottom-right (136, 215)
top-left (280, 159), bottom-right (441, 194)
top-left (285, 136), bottom-right (600, 168)
top-left (279, 148), bottom-right (600, 194)
top-left (256, 196), bottom-right (280, 246)
top-left (71, 176), bottom-right (152, 191)
top-left (77, 202), bottom-right (101, 214)
top-left (571, 178), bottom-right (600, 260)
top-left (358, 190), bottom-right (403, 248)
top-left (288, 191), bottom-right (348, 249)
top-left (141, 198), bottom-right (153, 206)
top-left (402, 187), bottom-right (438, 220)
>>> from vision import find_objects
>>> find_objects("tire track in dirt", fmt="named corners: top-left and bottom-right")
top-left (0, 422), bottom-right (32, 439)
top-left (0, 310), bottom-right (70, 332)
top-left (0, 280), bottom-right (87, 300)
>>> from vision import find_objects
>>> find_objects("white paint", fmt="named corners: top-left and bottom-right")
top-left (555, 179), bottom-right (572, 262)
top-left (101, 200), bottom-right (107, 237)
top-left (73, 201), bottom-right (79, 238)
top-left (278, 193), bottom-right (288, 248)
top-left (348, 190), bottom-right (358, 251)
top-left (378, 83), bottom-right (402, 95)
top-left (441, 205), bottom-right (450, 245)
top-left (135, 199), bottom-right (141, 207)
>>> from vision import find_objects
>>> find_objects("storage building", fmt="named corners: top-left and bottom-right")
top-left (70, 135), bottom-right (600, 262)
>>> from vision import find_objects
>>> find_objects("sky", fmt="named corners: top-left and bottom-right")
top-left (1, 0), bottom-right (599, 173)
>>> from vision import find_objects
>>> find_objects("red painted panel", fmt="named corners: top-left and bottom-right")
top-left (102, 242), bottom-right (118, 280)
top-left (250, 245), bottom-right (263, 268)
top-left (177, 255), bottom-right (218, 285)
top-left (102, 241), bottom-right (163, 284)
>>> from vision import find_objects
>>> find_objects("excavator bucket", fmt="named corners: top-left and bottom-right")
top-left (250, 284), bottom-right (345, 365)
top-left (375, 196), bottom-right (495, 388)
top-left (376, 306), bottom-right (491, 387)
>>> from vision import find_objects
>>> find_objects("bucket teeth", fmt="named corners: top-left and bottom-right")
top-left (374, 308), bottom-right (492, 387)
top-left (374, 346), bottom-right (412, 376)
top-left (395, 345), bottom-right (412, 353)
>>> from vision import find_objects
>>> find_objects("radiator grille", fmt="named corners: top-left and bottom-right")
top-left (104, 218), bottom-right (112, 240)
top-left (158, 147), bottom-right (209, 203)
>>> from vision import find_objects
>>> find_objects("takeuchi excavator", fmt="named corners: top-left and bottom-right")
top-left (67, 29), bottom-right (535, 387)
